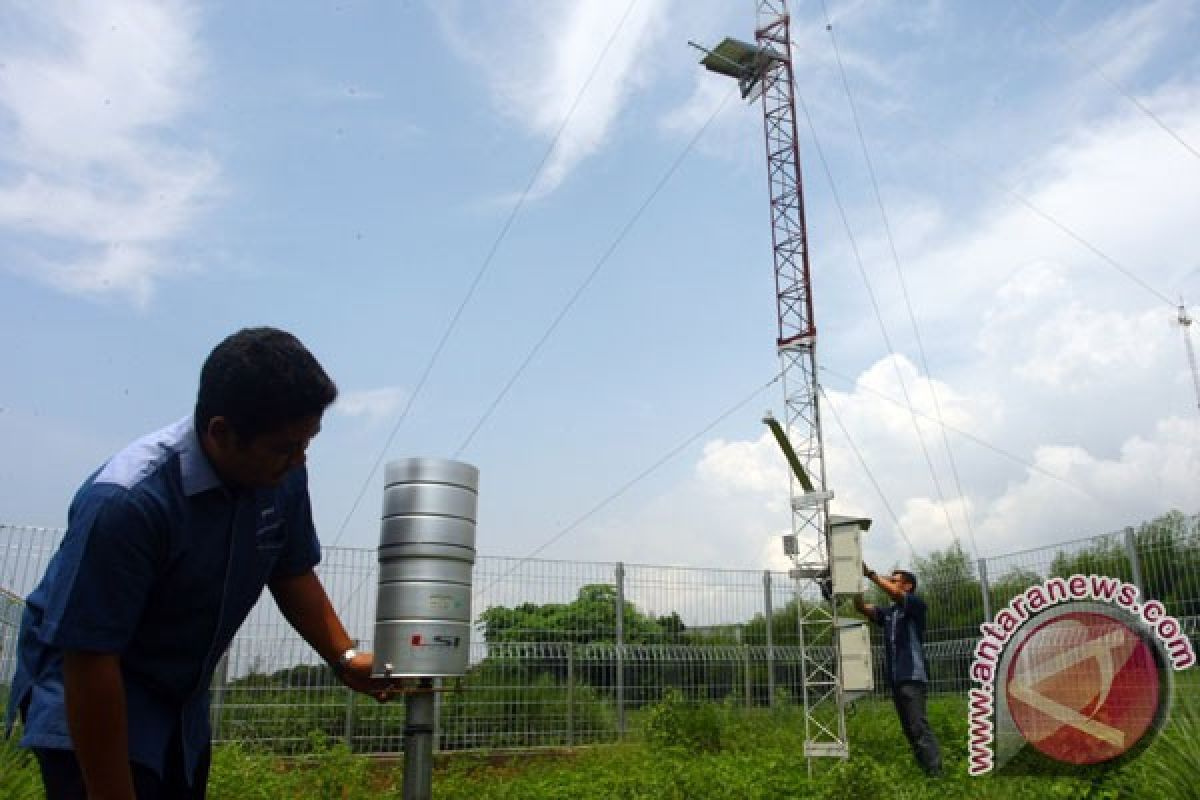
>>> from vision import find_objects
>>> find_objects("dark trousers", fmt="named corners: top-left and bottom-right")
top-left (892, 680), bottom-right (942, 776)
top-left (34, 730), bottom-right (210, 800)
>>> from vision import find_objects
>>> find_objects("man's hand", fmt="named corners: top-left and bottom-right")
top-left (862, 562), bottom-right (876, 578)
top-left (336, 651), bottom-right (408, 703)
top-left (270, 571), bottom-right (407, 704)
top-left (853, 592), bottom-right (874, 617)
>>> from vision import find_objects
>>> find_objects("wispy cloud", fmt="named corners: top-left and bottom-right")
top-left (0, 0), bottom-right (217, 306)
top-left (334, 387), bottom-right (408, 424)
top-left (1057, 0), bottom-right (1188, 86)
top-left (434, 0), bottom-right (670, 197)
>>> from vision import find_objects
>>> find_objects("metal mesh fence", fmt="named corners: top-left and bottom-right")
top-left (2, 512), bottom-right (1197, 754)
top-left (1, 587), bottom-right (21, 689)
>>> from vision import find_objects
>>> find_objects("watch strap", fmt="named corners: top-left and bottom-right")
top-left (334, 647), bottom-right (358, 673)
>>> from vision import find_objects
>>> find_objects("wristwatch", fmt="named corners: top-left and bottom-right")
top-left (334, 647), bottom-right (358, 674)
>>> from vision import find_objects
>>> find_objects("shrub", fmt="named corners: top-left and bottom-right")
top-left (642, 689), bottom-right (727, 753)
top-left (0, 735), bottom-right (41, 800)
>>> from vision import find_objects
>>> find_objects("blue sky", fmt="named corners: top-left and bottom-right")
top-left (1, 0), bottom-right (1198, 574)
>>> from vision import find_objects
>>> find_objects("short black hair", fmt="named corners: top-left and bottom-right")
top-left (195, 327), bottom-right (338, 440)
top-left (893, 569), bottom-right (918, 593)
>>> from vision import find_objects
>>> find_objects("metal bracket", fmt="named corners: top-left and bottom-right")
top-left (791, 490), bottom-right (834, 510)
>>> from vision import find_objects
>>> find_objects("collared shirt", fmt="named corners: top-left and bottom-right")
top-left (867, 591), bottom-right (929, 687)
top-left (5, 416), bottom-right (321, 784)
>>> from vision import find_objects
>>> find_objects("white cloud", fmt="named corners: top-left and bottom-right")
top-left (561, 346), bottom-right (1197, 576)
top-left (822, 82), bottom-right (1200, 361)
top-left (697, 432), bottom-right (787, 498)
top-left (434, 0), bottom-right (670, 197)
top-left (974, 416), bottom-right (1200, 554)
top-left (334, 387), bottom-right (408, 424)
top-left (1058, 0), bottom-right (1188, 86)
top-left (0, 0), bottom-right (217, 306)
top-left (659, 76), bottom-right (732, 141)
top-left (1016, 303), bottom-right (1172, 389)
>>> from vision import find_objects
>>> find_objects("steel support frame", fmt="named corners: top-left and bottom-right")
top-left (755, 1), bottom-right (847, 762)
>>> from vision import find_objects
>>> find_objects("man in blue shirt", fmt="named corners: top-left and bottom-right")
top-left (6, 328), bottom-right (391, 799)
top-left (854, 565), bottom-right (942, 777)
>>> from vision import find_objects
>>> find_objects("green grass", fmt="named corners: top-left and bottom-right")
top-left (431, 687), bottom-right (1200, 800)
top-left (3, 688), bottom-right (1198, 799)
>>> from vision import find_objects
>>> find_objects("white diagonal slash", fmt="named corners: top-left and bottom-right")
top-left (1009, 628), bottom-right (1128, 747)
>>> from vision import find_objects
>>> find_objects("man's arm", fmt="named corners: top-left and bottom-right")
top-left (269, 570), bottom-right (387, 697)
top-left (854, 564), bottom-right (881, 620)
top-left (63, 651), bottom-right (136, 800)
top-left (863, 564), bottom-right (907, 603)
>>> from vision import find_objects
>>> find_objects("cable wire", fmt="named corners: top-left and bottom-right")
top-left (478, 372), bottom-right (783, 596)
top-left (883, 80), bottom-right (1177, 310)
top-left (452, 86), bottom-right (737, 458)
top-left (337, 81), bottom-right (737, 607)
top-left (793, 89), bottom-right (962, 548)
top-left (330, 0), bottom-right (641, 546)
top-left (1016, 0), bottom-right (1200, 165)
top-left (819, 365), bottom-right (1117, 512)
top-left (819, 384), bottom-right (916, 559)
top-left (998, 181), bottom-right (1176, 307)
top-left (818, 6), bottom-right (981, 560)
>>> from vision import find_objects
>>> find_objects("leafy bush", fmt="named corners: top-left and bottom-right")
top-left (816, 757), bottom-right (903, 800)
top-left (0, 734), bottom-right (41, 800)
top-left (642, 689), bottom-right (727, 753)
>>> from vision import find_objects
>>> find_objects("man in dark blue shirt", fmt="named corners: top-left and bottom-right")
top-left (854, 565), bottom-right (942, 777)
top-left (5, 328), bottom-right (393, 799)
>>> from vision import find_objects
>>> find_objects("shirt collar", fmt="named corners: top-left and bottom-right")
top-left (180, 417), bottom-right (224, 496)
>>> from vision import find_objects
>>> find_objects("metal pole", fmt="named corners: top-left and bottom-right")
top-left (567, 644), bottom-right (576, 746)
top-left (978, 559), bottom-right (992, 622)
top-left (1124, 527), bottom-right (1145, 597)
top-left (402, 679), bottom-right (435, 800)
top-left (763, 571), bottom-right (775, 707)
top-left (615, 562), bottom-right (626, 736)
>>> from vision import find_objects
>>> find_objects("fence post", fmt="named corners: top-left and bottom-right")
top-left (742, 643), bottom-right (752, 708)
top-left (344, 687), bottom-right (357, 751)
top-left (1124, 527), bottom-right (1145, 597)
top-left (433, 678), bottom-right (442, 754)
top-left (615, 562), bottom-right (626, 737)
top-left (567, 644), bottom-right (576, 746)
top-left (208, 649), bottom-right (229, 742)
top-left (978, 559), bottom-right (992, 623)
top-left (763, 571), bottom-right (775, 707)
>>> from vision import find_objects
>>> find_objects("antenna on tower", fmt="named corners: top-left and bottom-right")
top-left (1178, 299), bottom-right (1200, 414)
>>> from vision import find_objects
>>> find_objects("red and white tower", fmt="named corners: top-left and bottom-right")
top-left (695, 0), bottom-right (847, 762)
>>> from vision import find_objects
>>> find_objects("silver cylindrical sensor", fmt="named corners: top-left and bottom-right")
top-left (373, 458), bottom-right (477, 678)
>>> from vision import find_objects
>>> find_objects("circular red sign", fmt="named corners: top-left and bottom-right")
top-left (1004, 610), bottom-right (1161, 765)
